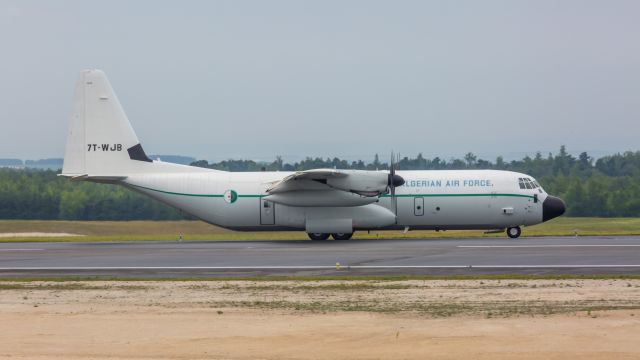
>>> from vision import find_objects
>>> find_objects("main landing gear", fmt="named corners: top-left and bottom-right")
top-left (506, 226), bottom-right (522, 239)
top-left (332, 233), bottom-right (353, 240)
top-left (308, 233), bottom-right (330, 241)
top-left (307, 233), bottom-right (354, 241)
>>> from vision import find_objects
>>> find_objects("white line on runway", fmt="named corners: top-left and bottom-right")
top-left (0, 249), bottom-right (44, 252)
top-left (458, 245), bottom-right (640, 248)
top-left (1, 264), bottom-right (640, 270)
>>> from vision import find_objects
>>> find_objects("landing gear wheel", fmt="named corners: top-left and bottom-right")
top-left (308, 233), bottom-right (330, 241)
top-left (506, 226), bottom-right (521, 239)
top-left (331, 232), bottom-right (353, 240)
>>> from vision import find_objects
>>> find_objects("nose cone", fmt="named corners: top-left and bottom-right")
top-left (543, 195), bottom-right (566, 222)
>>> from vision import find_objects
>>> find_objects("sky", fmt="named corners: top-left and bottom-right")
top-left (0, 0), bottom-right (638, 162)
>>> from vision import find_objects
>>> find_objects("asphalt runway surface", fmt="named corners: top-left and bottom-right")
top-left (1, 236), bottom-right (640, 278)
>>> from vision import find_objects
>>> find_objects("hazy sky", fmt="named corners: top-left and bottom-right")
top-left (1, 0), bottom-right (638, 162)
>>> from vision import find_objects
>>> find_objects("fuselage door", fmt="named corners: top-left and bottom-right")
top-left (260, 199), bottom-right (276, 225)
top-left (414, 197), bottom-right (424, 216)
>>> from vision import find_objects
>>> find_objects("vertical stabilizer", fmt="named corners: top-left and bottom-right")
top-left (62, 69), bottom-right (152, 176)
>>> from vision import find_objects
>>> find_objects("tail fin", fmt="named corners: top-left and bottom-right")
top-left (62, 69), bottom-right (152, 177)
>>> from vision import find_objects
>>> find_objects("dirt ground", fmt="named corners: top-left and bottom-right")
top-left (1, 279), bottom-right (640, 359)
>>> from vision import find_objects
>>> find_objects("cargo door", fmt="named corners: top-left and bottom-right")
top-left (260, 199), bottom-right (275, 225)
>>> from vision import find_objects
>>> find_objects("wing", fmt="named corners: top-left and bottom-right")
top-left (265, 169), bottom-right (348, 193)
top-left (264, 169), bottom-right (396, 207)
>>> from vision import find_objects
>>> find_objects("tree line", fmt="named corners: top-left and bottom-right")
top-left (1, 146), bottom-right (639, 219)
top-left (0, 170), bottom-right (183, 220)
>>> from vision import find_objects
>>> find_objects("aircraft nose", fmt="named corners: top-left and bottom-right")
top-left (542, 195), bottom-right (566, 222)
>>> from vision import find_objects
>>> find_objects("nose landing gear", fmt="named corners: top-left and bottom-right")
top-left (506, 226), bottom-right (522, 239)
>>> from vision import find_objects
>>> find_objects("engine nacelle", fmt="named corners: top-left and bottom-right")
top-left (264, 190), bottom-right (379, 207)
top-left (326, 170), bottom-right (389, 196)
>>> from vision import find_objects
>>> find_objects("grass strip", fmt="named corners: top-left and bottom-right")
top-left (198, 299), bottom-right (640, 317)
top-left (1, 217), bottom-right (640, 242)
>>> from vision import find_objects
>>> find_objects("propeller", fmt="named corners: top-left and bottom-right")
top-left (388, 152), bottom-right (405, 215)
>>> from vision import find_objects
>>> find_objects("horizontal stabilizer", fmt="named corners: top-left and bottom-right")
top-left (58, 174), bottom-right (127, 183)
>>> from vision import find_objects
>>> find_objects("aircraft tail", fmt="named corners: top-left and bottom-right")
top-left (62, 69), bottom-right (154, 178)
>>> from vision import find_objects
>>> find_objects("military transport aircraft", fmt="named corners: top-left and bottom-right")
top-left (60, 70), bottom-right (566, 240)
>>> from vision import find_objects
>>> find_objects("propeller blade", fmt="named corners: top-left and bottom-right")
top-left (391, 182), bottom-right (396, 214)
top-left (385, 151), bottom-right (405, 216)
top-left (390, 152), bottom-right (395, 176)
top-left (387, 151), bottom-right (405, 188)
top-left (387, 151), bottom-right (396, 215)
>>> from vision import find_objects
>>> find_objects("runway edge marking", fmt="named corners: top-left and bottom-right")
top-left (458, 245), bottom-right (640, 248)
top-left (2, 265), bottom-right (640, 270)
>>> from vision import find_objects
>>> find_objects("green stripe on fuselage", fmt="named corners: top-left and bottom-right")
top-left (128, 184), bottom-right (223, 197)
top-left (129, 183), bottom-right (534, 200)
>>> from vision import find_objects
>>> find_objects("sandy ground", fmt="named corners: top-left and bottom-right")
top-left (1, 279), bottom-right (640, 359)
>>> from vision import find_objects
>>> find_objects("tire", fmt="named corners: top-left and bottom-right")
top-left (331, 232), bottom-right (353, 240)
top-left (308, 233), bottom-right (330, 241)
top-left (506, 226), bottom-right (521, 239)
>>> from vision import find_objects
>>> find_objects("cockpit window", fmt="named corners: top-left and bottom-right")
top-left (519, 177), bottom-right (541, 190)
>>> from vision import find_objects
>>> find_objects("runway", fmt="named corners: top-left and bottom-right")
top-left (1, 236), bottom-right (640, 278)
